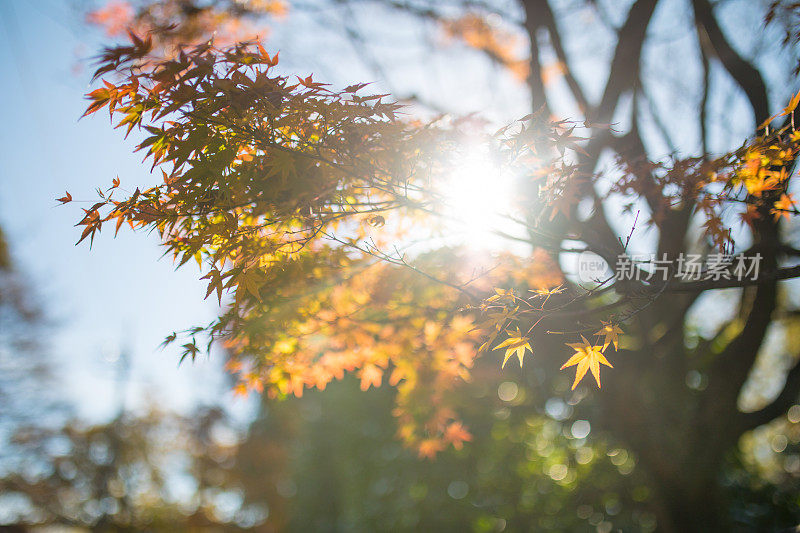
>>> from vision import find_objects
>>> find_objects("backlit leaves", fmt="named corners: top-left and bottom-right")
top-left (773, 193), bottom-right (797, 221)
top-left (441, 12), bottom-right (528, 80)
top-left (492, 329), bottom-right (532, 368)
top-left (71, 30), bottom-right (800, 458)
top-left (758, 89), bottom-right (800, 129)
top-left (595, 321), bottom-right (623, 351)
top-left (561, 337), bottom-right (613, 390)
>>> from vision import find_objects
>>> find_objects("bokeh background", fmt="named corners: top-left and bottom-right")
top-left (1, 0), bottom-right (800, 531)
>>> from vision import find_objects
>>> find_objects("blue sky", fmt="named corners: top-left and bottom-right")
top-left (0, 0), bottom-right (233, 421)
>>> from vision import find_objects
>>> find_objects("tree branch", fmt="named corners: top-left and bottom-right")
top-left (534, 0), bottom-right (590, 113)
top-left (737, 357), bottom-right (800, 432)
top-left (591, 0), bottom-right (660, 125)
top-left (521, 0), bottom-right (551, 116)
top-left (692, 0), bottom-right (770, 124)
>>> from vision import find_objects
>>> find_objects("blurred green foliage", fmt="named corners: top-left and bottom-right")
top-left (2, 368), bottom-right (798, 531)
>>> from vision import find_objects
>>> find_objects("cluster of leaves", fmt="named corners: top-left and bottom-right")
top-left (608, 101), bottom-right (800, 251)
top-left (478, 285), bottom-right (619, 390)
top-left (70, 35), bottom-right (508, 453)
top-left (441, 12), bottom-right (529, 81)
top-left (69, 31), bottom-right (800, 455)
top-left (463, 96), bottom-right (800, 389)
top-left (88, 0), bottom-right (288, 53)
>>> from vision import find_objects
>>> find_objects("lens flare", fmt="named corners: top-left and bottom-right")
top-left (439, 151), bottom-right (518, 249)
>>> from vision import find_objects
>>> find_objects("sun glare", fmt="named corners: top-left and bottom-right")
top-left (439, 152), bottom-right (519, 249)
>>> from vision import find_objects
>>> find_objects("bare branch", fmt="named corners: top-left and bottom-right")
top-left (692, 0), bottom-right (770, 124)
top-left (535, 0), bottom-right (590, 113)
top-left (736, 357), bottom-right (800, 432)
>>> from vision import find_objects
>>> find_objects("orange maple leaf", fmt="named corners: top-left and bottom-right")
top-left (417, 439), bottom-right (445, 459)
top-left (444, 422), bottom-right (472, 450)
top-left (739, 205), bottom-right (761, 227)
top-left (359, 364), bottom-right (383, 391)
top-left (773, 193), bottom-right (796, 221)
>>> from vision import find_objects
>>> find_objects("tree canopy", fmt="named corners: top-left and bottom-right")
top-left (63, 0), bottom-right (800, 530)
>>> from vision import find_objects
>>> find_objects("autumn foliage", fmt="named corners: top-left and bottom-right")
top-left (65, 19), bottom-right (800, 457)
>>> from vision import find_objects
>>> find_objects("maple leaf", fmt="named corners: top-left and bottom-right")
top-left (417, 439), bottom-right (444, 459)
top-left (739, 204), bottom-right (761, 227)
top-left (530, 285), bottom-right (565, 297)
top-left (179, 340), bottom-right (200, 364)
top-left (237, 268), bottom-right (266, 301)
top-left (773, 193), bottom-right (796, 221)
top-left (594, 321), bottom-right (623, 351)
top-left (549, 183), bottom-right (581, 220)
top-left (444, 421), bottom-right (472, 450)
top-left (160, 331), bottom-right (177, 349)
top-left (57, 191), bottom-right (73, 204)
top-left (233, 382), bottom-right (249, 397)
top-left (757, 89), bottom-right (800, 129)
top-left (493, 330), bottom-right (532, 368)
top-left (486, 287), bottom-right (516, 302)
top-left (561, 336), bottom-right (613, 389)
top-left (782, 90), bottom-right (800, 118)
top-left (359, 364), bottom-right (383, 391)
top-left (201, 269), bottom-right (224, 304)
top-left (742, 175), bottom-right (777, 197)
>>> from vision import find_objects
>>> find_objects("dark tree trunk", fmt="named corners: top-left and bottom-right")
top-left (517, 0), bottom-right (796, 529)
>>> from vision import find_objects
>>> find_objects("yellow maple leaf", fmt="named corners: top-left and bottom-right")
top-left (561, 336), bottom-right (613, 389)
top-left (595, 321), bottom-right (623, 351)
top-left (493, 330), bottom-right (532, 368)
top-left (530, 285), bottom-right (565, 297)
